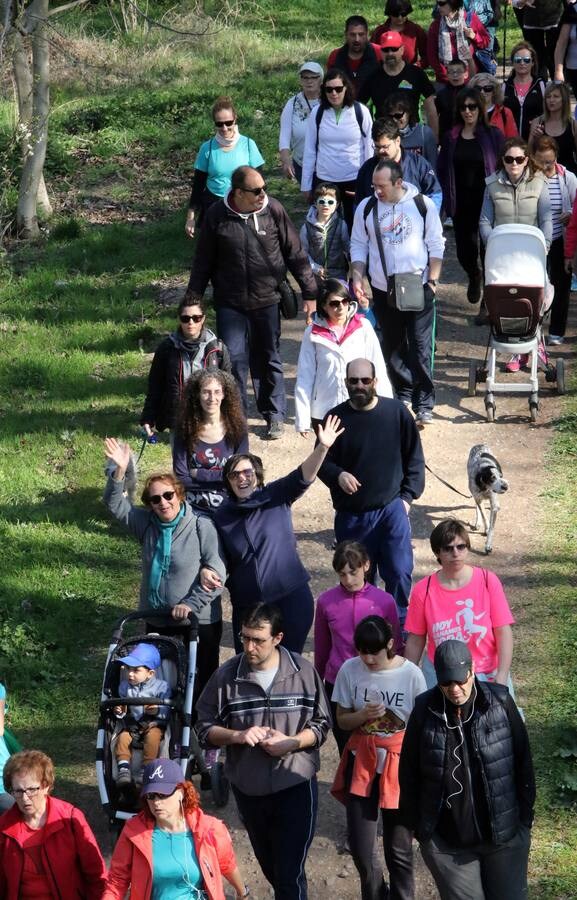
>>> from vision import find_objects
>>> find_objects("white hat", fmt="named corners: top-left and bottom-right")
top-left (299, 61), bottom-right (323, 77)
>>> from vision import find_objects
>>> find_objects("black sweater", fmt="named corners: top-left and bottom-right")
top-left (317, 398), bottom-right (425, 513)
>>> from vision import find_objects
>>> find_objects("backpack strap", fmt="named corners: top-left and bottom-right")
top-left (316, 102), bottom-right (366, 156)
top-left (353, 101), bottom-right (367, 138)
top-left (413, 192), bottom-right (428, 234)
top-left (315, 105), bottom-right (324, 157)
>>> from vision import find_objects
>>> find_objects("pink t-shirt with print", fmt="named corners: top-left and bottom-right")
top-left (405, 567), bottom-right (515, 674)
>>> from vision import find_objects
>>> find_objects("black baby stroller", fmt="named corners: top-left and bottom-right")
top-left (468, 224), bottom-right (565, 422)
top-left (96, 610), bottom-right (228, 836)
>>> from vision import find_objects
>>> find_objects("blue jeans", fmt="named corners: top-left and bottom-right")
top-left (233, 778), bottom-right (318, 899)
top-left (216, 303), bottom-right (286, 423)
top-left (334, 497), bottom-right (413, 619)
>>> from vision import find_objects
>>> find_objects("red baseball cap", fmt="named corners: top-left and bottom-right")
top-left (380, 32), bottom-right (404, 49)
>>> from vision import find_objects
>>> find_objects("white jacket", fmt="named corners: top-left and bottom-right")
top-left (301, 103), bottom-right (373, 192)
top-left (350, 182), bottom-right (445, 292)
top-left (294, 306), bottom-right (393, 432)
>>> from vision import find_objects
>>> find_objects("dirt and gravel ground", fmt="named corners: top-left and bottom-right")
top-left (87, 233), bottom-right (571, 897)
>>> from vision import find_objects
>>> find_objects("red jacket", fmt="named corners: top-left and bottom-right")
top-left (488, 104), bottom-right (519, 139)
top-left (0, 796), bottom-right (106, 900)
top-left (427, 14), bottom-right (490, 83)
top-left (103, 806), bottom-right (238, 900)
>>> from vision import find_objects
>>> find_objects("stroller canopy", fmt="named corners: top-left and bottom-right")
top-left (484, 224), bottom-right (548, 288)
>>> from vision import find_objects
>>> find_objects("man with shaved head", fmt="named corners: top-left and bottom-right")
top-left (318, 357), bottom-right (424, 624)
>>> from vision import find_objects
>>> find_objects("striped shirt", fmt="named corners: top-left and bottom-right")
top-left (547, 174), bottom-right (564, 240)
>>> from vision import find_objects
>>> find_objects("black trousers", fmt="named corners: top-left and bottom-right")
top-left (420, 826), bottom-right (531, 900)
top-left (372, 284), bottom-right (436, 413)
top-left (233, 779), bottom-right (318, 899)
top-left (547, 235), bottom-right (572, 337)
top-left (346, 770), bottom-right (415, 900)
top-left (453, 201), bottom-right (485, 282)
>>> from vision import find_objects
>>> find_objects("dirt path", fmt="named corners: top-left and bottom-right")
top-left (81, 235), bottom-right (571, 897)
top-left (197, 234), bottom-right (569, 898)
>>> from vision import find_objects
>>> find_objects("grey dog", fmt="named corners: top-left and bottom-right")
top-left (467, 444), bottom-right (509, 554)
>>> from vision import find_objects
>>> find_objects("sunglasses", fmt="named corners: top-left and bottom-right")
top-left (214, 119), bottom-right (235, 128)
top-left (317, 197), bottom-right (337, 206)
top-left (439, 676), bottom-right (471, 688)
top-left (437, 1), bottom-right (450, 5)
top-left (479, 85), bottom-right (494, 92)
top-left (146, 789), bottom-right (177, 801)
top-left (325, 85), bottom-right (345, 94)
top-left (389, 111), bottom-right (405, 119)
top-left (441, 542), bottom-right (468, 552)
top-left (347, 376), bottom-right (373, 385)
top-left (241, 184), bottom-right (267, 195)
top-left (382, 47), bottom-right (401, 53)
top-left (149, 491), bottom-right (176, 505)
top-left (327, 298), bottom-right (350, 308)
top-left (513, 56), bottom-right (532, 64)
top-left (503, 154), bottom-right (527, 165)
top-left (228, 468), bottom-right (255, 481)
top-left (461, 103), bottom-right (478, 111)
top-left (180, 314), bottom-right (204, 323)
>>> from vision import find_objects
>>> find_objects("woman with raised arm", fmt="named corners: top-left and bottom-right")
top-left (204, 415), bottom-right (345, 654)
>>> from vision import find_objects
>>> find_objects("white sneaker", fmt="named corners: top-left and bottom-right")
top-left (548, 334), bottom-right (564, 345)
top-left (444, 216), bottom-right (453, 229)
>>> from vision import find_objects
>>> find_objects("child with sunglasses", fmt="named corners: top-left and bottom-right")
top-left (404, 518), bottom-right (516, 692)
top-left (299, 182), bottom-right (350, 286)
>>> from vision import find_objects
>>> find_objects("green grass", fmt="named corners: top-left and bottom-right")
top-left (0, 0), bottom-right (564, 893)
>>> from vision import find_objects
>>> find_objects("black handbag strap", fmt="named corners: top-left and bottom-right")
top-left (372, 200), bottom-right (388, 281)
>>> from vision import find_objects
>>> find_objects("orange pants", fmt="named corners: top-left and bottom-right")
top-left (116, 726), bottom-right (163, 766)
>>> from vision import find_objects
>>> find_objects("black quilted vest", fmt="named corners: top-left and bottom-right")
top-left (416, 681), bottom-right (520, 844)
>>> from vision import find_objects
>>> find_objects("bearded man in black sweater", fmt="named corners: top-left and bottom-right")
top-left (317, 357), bottom-right (424, 624)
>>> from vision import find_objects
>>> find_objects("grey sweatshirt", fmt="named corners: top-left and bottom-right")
top-left (103, 476), bottom-right (226, 624)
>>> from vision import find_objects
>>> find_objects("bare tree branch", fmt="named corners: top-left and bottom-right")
top-left (47, 0), bottom-right (90, 17)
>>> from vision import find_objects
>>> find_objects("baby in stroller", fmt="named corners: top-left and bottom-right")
top-left (113, 642), bottom-right (172, 786)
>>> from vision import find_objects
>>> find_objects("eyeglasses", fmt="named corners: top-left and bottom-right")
top-left (441, 542), bottom-right (468, 553)
top-left (11, 786), bottom-right (42, 798)
top-left (327, 299), bottom-right (350, 308)
top-left (479, 85), bottom-right (494, 92)
top-left (439, 676), bottom-right (471, 688)
top-left (317, 197), bottom-right (337, 206)
top-left (149, 491), bottom-right (176, 504)
top-left (325, 85), bottom-right (345, 94)
top-left (389, 111), bottom-right (405, 120)
top-left (180, 314), bottom-right (204, 323)
top-left (214, 119), bottom-right (235, 128)
top-left (461, 104), bottom-right (478, 111)
top-left (238, 631), bottom-right (271, 646)
top-left (513, 56), bottom-right (532, 64)
top-left (228, 468), bottom-right (255, 481)
top-left (437, 1), bottom-right (450, 5)
top-left (382, 47), bottom-right (401, 53)
top-left (146, 789), bottom-right (177, 801)
top-left (503, 154), bottom-right (527, 165)
top-left (347, 376), bottom-right (373, 385)
top-left (241, 184), bottom-right (267, 195)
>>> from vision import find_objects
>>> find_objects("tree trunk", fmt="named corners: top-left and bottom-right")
top-left (16, 0), bottom-right (51, 238)
top-left (11, 31), bottom-right (52, 220)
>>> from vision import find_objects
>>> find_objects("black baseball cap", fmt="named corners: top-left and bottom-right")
top-left (434, 640), bottom-right (473, 684)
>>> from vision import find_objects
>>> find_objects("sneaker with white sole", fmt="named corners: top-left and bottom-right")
top-left (548, 334), bottom-right (564, 345)
top-left (116, 768), bottom-right (131, 786)
top-left (505, 353), bottom-right (528, 373)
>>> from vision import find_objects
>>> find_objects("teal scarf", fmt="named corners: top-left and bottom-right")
top-left (148, 503), bottom-right (185, 609)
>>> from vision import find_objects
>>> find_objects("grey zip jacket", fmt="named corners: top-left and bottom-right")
top-left (195, 646), bottom-right (332, 795)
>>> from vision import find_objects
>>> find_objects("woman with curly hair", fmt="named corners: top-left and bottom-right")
top-left (173, 369), bottom-right (248, 514)
top-left (104, 757), bottom-right (247, 900)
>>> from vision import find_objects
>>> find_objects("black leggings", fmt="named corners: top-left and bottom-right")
top-left (346, 758), bottom-right (415, 900)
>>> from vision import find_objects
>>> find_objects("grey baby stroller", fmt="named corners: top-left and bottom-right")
top-left (468, 224), bottom-right (565, 422)
top-left (96, 610), bottom-right (228, 836)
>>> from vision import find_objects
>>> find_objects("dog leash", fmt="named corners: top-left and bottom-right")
top-left (425, 462), bottom-right (472, 499)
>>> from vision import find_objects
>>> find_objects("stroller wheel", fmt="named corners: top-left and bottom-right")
top-left (211, 761), bottom-right (230, 808)
top-left (529, 396), bottom-right (539, 423)
top-left (556, 358), bottom-right (566, 395)
top-left (468, 360), bottom-right (478, 397)
top-left (485, 402), bottom-right (495, 423)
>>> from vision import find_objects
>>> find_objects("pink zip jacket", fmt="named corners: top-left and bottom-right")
top-left (314, 582), bottom-right (402, 685)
